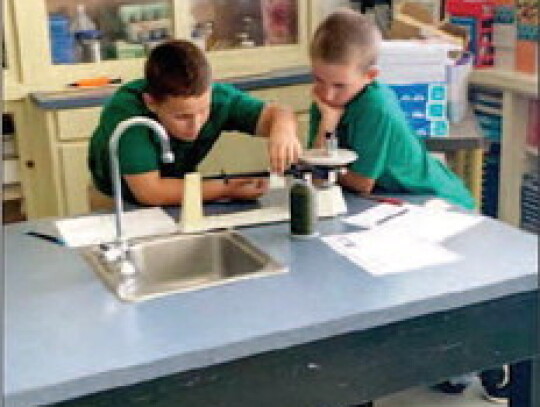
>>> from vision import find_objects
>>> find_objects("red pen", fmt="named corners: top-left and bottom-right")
top-left (359, 193), bottom-right (405, 206)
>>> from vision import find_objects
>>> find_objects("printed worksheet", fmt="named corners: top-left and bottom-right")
top-left (344, 203), bottom-right (482, 242)
top-left (322, 228), bottom-right (462, 276)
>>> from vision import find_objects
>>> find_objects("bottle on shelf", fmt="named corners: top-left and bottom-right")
top-left (71, 4), bottom-right (96, 33)
top-left (71, 4), bottom-right (102, 63)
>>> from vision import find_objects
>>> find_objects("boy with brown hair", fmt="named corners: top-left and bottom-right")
top-left (308, 9), bottom-right (475, 210)
top-left (89, 39), bottom-right (301, 206)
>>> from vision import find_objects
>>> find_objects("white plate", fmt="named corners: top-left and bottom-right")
top-left (299, 148), bottom-right (358, 167)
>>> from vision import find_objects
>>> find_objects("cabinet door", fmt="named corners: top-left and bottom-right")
top-left (59, 142), bottom-right (91, 216)
top-left (56, 107), bottom-right (102, 141)
top-left (12, 0), bottom-right (174, 89)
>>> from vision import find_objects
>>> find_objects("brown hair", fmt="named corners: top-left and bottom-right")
top-left (145, 40), bottom-right (211, 102)
top-left (310, 9), bottom-right (382, 72)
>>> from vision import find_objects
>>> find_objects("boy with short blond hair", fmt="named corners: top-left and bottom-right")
top-left (308, 9), bottom-right (475, 210)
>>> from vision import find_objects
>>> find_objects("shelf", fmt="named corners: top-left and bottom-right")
top-left (2, 184), bottom-right (22, 201)
top-left (469, 69), bottom-right (539, 98)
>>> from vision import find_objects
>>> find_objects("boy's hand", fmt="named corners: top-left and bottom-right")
top-left (256, 104), bottom-right (302, 174)
top-left (225, 178), bottom-right (269, 200)
top-left (268, 131), bottom-right (302, 174)
top-left (313, 92), bottom-right (344, 144)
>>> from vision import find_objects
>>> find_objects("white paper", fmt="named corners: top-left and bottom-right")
top-left (343, 203), bottom-right (410, 228)
top-left (376, 205), bottom-right (482, 243)
top-left (322, 229), bottom-right (461, 275)
top-left (343, 202), bottom-right (482, 242)
top-left (56, 207), bottom-right (178, 247)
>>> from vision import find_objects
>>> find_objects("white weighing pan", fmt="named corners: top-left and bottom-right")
top-left (299, 148), bottom-right (358, 167)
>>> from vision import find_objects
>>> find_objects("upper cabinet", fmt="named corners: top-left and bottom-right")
top-left (10, 0), bottom-right (309, 91)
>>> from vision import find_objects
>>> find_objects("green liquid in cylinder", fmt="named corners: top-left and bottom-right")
top-left (289, 179), bottom-right (317, 236)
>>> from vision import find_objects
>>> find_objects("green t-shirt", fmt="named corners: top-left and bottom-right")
top-left (89, 80), bottom-right (264, 203)
top-left (308, 81), bottom-right (475, 210)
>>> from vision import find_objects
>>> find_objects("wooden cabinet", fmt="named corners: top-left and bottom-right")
top-left (21, 103), bottom-right (101, 218)
top-left (58, 143), bottom-right (91, 215)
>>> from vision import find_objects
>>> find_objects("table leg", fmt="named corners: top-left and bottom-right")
top-left (468, 148), bottom-right (484, 208)
top-left (510, 357), bottom-right (540, 407)
top-left (453, 149), bottom-right (467, 181)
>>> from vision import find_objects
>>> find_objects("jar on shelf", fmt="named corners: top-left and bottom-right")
top-left (261, 0), bottom-right (297, 45)
top-left (75, 30), bottom-right (102, 63)
top-left (203, 21), bottom-right (217, 51)
top-left (236, 32), bottom-right (255, 48)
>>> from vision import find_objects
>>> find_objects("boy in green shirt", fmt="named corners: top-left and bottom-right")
top-left (308, 10), bottom-right (475, 210)
top-left (89, 40), bottom-right (301, 206)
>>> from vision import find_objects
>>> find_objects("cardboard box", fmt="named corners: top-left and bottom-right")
top-left (515, 39), bottom-right (538, 73)
top-left (388, 2), bottom-right (468, 48)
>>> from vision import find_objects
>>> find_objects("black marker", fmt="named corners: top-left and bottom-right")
top-left (25, 231), bottom-right (65, 246)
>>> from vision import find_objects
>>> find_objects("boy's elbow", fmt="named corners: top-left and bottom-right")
top-left (339, 172), bottom-right (375, 194)
top-left (127, 181), bottom-right (166, 206)
top-left (124, 172), bottom-right (170, 206)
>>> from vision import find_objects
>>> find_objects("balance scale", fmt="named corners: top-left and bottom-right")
top-left (179, 148), bottom-right (358, 233)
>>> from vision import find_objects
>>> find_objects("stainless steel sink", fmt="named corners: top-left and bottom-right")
top-left (81, 230), bottom-right (286, 302)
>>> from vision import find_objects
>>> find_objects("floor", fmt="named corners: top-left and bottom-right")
top-left (377, 378), bottom-right (505, 407)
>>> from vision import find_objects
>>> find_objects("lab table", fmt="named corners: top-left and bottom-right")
top-left (3, 195), bottom-right (538, 407)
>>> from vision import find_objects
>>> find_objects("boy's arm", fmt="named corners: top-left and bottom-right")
top-left (310, 93), bottom-right (377, 194)
top-left (124, 172), bottom-right (269, 206)
top-left (255, 103), bottom-right (302, 174)
top-left (312, 93), bottom-right (344, 148)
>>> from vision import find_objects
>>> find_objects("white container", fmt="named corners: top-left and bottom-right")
top-left (446, 52), bottom-right (473, 123)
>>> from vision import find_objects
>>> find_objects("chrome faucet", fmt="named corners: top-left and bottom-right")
top-left (108, 117), bottom-right (174, 262)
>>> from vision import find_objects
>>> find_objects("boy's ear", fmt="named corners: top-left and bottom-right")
top-left (365, 66), bottom-right (380, 82)
top-left (142, 93), bottom-right (157, 113)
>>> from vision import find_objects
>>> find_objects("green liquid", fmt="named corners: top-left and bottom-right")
top-left (290, 180), bottom-right (317, 236)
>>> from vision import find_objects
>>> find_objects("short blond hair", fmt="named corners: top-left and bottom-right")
top-left (310, 9), bottom-right (382, 71)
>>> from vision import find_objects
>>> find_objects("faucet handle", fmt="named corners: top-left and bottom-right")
top-left (99, 244), bottom-right (123, 263)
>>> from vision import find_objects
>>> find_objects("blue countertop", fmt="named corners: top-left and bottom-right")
top-left (4, 195), bottom-right (538, 407)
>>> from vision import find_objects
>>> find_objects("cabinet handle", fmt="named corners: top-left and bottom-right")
top-left (25, 160), bottom-right (35, 169)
